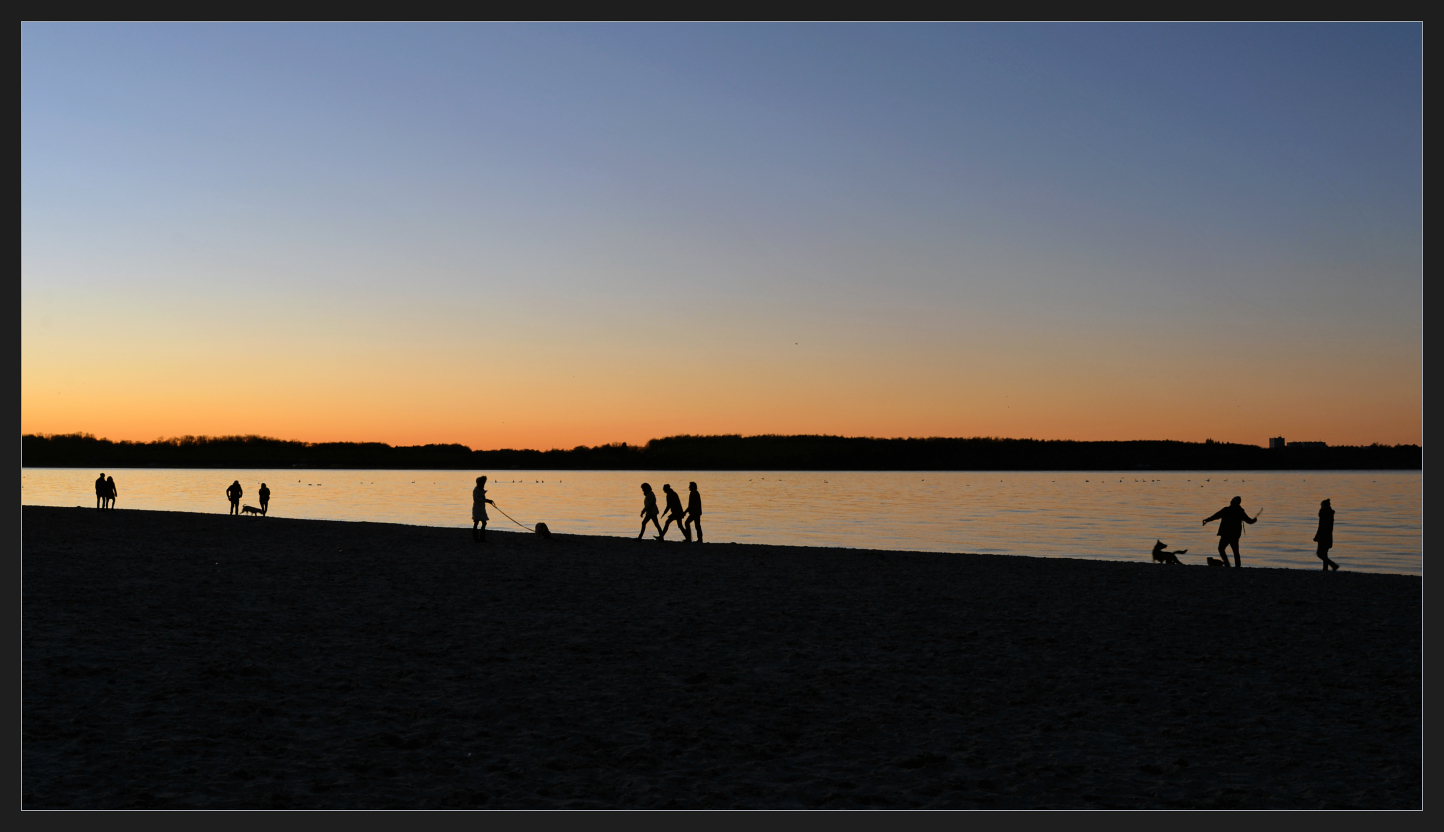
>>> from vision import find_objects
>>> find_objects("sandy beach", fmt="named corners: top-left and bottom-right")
top-left (23, 505), bottom-right (1420, 809)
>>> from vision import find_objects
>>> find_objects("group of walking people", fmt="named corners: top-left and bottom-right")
top-left (1154, 495), bottom-right (1340, 571)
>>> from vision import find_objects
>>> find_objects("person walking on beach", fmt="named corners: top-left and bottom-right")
top-left (95, 473), bottom-right (107, 511)
top-left (658, 484), bottom-right (688, 540)
top-left (637, 483), bottom-right (663, 540)
top-left (259, 483), bottom-right (271, 516)
top-left (1315, 499), bottom-right (1339, 571)
top-left (226, 480), bottom-right (243, 516)
top-left (1203, 496), bottom-right (1258, 567)
top-left (684, 481), bottom-right (703, 543)
top-left (472, 476), bottom-right (495, 543)
top-left (105, 476), bottom-right (117, 510)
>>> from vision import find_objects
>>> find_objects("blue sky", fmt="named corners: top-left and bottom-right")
top-left (22, 23), bottom-right (1422, 447)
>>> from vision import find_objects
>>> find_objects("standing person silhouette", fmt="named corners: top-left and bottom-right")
top-left (658, 484), bottom-right (687, 540)
top-left (259, 483), bottom-right (271, 516)
top-left (1315, 499), bottom-right (1339, 571)
top-left (1203, 496), bottom-right (1258, 567)
top-left (95, 473), bottom-right (107, 511)
top-left (637, 483), bottom-right (663, 540)
top-left (472, 476), bottom-right (495, 543)
top-left (105, 476), bottom-right (117, 510)
top-left (226, 480), bottom-right (243, 515)
top-left (684, 481), bottom-right (703, 543)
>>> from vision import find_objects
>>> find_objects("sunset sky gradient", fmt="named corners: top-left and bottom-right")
top-left (22, 23), bottom-right (1422, 449)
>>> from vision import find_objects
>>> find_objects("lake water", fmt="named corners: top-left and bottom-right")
top-left (22, 468), bottom-right (1421, 575)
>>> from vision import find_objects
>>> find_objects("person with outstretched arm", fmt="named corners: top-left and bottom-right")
top-left (684, 481), bottom-right (703, 543)
top-left (226, 480), bottom-right (243, 516)
top-left (1315, 499), bottom-right (1339, 571)
top-left (472, 476), bottom-right (495, 543)
top-left (1202, 496), bottom-right (1259, 567)
top-left (637, 483), bottom-right (663, 540)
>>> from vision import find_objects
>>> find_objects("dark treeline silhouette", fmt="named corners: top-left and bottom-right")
top-left (23, 432), bottom-right (1421, 471)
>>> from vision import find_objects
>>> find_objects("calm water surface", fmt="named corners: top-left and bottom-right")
top-left (22, 468), bottom-right (1421, 575)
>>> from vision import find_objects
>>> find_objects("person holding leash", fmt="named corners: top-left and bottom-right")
top-left (472, 476), bottom-right (495, 543)
top-left (1203, 496), bottom-right (1259, 567)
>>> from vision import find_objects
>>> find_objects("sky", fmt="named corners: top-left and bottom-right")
top-left (21, 23), bottom-right (1422, 450)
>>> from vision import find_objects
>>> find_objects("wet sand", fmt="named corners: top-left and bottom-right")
top-left (23, 506), bottom-right (1419, 809)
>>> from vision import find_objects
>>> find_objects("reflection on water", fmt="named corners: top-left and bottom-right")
top-left (22, 468), bottom-right (1420, 575)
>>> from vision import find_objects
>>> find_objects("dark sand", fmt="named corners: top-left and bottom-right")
top-left (24, 506), bottom-right (1419, 809)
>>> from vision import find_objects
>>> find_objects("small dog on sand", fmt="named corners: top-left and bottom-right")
top-left (534, 522), bottom-right (551, 540)
top-left (241, 505), bottom-right (264, 516)
top-left (1152, 540), bottom-right (1187, 565)
top-left (1206, 557), bottom-right (1226, 567)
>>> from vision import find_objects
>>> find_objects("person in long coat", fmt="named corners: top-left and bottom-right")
top-left (1314, 498), bottom-right (1339, 571)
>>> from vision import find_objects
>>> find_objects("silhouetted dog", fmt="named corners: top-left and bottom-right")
top-left (1152, 540), bottom-right (1187, 565)
top-left (534, 522), bottom-right (551, 540)
top-left (1207, 557), bottom-right (1226, 567)
top-left (241, 505), bottom-right (264, 516)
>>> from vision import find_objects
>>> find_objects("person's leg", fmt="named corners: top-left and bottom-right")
top-left (1228, 540), bottom-right (1240, 568)
top-left (1217, 540), bottom-right (1230, 565)
top-left (638, 519), bottom-right (649, 539)
top-left (479, 521), bottom-right (486, 542)
top-left (693, 519), bottom-right (702, 543)
top-left (658, 517), bottom-right (673, 539)
top-left (651, 516), bottom-right (664, 537)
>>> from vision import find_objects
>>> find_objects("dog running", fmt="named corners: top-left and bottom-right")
top-left (241, 505), bottom-right (265, 516)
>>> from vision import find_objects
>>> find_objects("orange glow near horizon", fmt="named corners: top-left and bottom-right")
top-left (21, 286), bottom-right (1421, 450)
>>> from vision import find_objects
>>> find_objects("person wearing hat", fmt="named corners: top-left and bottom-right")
top-left (1203, 496), bottom-right (1259, 567)
top-left (1314, 499), bottom-right (1339, 571)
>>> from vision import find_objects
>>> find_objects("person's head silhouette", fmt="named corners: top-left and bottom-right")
top-left (1321, 498), bottom-right (1331, 506)
top-left (689, 482), bottom-right (697, 491)
top-left (1230, 496), bottom-right (1241, 506)
top-left (663, 484), bottom-right (673, 493)
top-left (476, 476), bottom-right (486, 486)
top-left (641, 483), bottom-right (652, 493)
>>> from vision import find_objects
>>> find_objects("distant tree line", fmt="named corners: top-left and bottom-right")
top-left (22, 432), bottom-right (1422, 471)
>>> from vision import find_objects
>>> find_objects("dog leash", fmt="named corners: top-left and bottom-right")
top-left (489, 501), bottom-right (535, 533)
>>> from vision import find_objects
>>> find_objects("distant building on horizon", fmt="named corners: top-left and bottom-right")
top-left (1269, 437), bottom-right (1286, 449)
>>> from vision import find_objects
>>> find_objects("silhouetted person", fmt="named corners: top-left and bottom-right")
top-left (637, 483), bottom-right (662, 540)
top-left (105, 476), bottom-right (117, 510)
top-left (226, 480), bottom-right (243, 515)
top-left (1315, 498), bottom-right (1339, 572)
top-left (1151, 540), bottom-right (1186, 565)
top-left (1203, 496), bottom-right (1258, 567)
top-left (658, 484), bottom-right (687, 540)
top-left (95, 473), bottom-right (107, 511)
top-left (684, 481), bottom-right (703, 543)
top-left (259, 483), bottom-right (271, 516)
top-left (472, 476), bottom-right (495, 543)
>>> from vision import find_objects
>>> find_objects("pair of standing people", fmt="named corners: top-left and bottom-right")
top-left (638, 482), bottom-right (702, 542)
top-left (226, 481), bottom-right (270, 515)
top-left (94, 473), bottom-right (117, 510)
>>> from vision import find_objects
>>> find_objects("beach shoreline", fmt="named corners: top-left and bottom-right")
top-left (23, 506), bottom-right (1420, 808)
